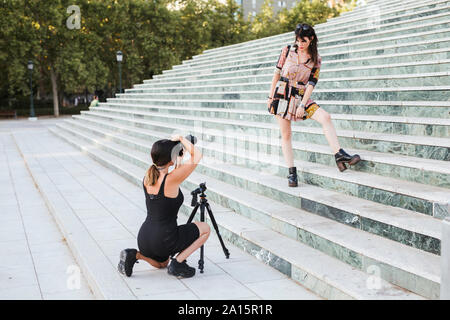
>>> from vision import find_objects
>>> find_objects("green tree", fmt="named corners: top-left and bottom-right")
top-left (249, 0), bottom-right (280, 39)
top-left (0, 1), bottom-right (38, 98)
top-left (204, 0), bottom-right (252, 50)
top-left (278, 0), bottom-right (337, 33)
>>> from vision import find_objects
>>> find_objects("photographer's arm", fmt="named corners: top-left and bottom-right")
top-left (169, 135), bottom-right (203, 183)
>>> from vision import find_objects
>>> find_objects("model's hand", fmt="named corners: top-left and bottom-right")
top-left (295, 104), bottom-right (305, 119)
top-left (267, 97), bottom-right (273, 113)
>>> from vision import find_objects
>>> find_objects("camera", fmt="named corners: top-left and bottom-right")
top-left (190, 182), bottom-right (207, 207)
top-left (170, 134), bottom-right (197, 162)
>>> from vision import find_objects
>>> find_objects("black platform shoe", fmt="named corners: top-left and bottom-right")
top-left (118, 248), bottom-right (139, 277)
top-left (335, 149), bottom-right (361, 172)
top-left (167, 258), bottom-right (196, 278)
top-left (287, 166), bottom-right (298, 187)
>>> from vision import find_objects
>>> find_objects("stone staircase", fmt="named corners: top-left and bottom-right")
top-left (50, 0), bottom-right (449, 299)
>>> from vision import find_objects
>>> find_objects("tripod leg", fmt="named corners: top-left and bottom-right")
top-left (198, 202), bottom-right (205, 273)
top-left (205, 202), bottom-right (230, 259)
top-left (187, 203), bottom-right (200, 224)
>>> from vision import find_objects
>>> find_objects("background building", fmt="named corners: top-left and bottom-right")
top-left (236, 0), bottom-right (346, 19)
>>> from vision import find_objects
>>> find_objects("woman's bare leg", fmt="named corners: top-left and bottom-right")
top-left (136, 251), bottom-right (169, 269)
top-left (276, 115), bottom-right (294, 167)
top-left (174, 222), bottom-right (211, 262)
top-left (311, 108), bottom-right (341, 154)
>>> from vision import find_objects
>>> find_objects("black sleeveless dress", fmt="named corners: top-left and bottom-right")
top-left (137, 173), bottom-right (200, 262)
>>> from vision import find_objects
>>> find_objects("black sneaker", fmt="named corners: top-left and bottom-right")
top-left (167, 258), bottom-right (196, 278)
top-left (118, 248), bottom-right (139, 277)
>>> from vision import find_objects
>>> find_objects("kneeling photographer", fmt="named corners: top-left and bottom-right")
top-left (118, 133), bottom-right (211, 278)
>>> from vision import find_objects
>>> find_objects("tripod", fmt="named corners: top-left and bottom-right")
top-left (186, 182), bottom-right (230, 273)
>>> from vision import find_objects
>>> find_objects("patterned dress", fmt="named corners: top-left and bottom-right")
top-left (274, 44), bottom-right (322, 121)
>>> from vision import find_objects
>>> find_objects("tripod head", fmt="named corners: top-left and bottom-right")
top-left (190, 182), bottom-right (207, 207)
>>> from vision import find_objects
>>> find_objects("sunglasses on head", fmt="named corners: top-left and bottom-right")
top-left (296, 24), bottom-right (310, 32)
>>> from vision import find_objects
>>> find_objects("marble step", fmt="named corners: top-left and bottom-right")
top-left (103, 101), bottom-right (450, 139)
top-left (149, 59), bottom-right (450, 89)
top-left (183, 17), bottom-right (450, 70)
top-left (69, 111), bottom-right (450, 219)
top-left (82, 107), bottom-right (450, 162)
top-left (165, 28), bottom-right (450, 79)
top-left (182, 37), bottom-right (450, 75)
top-left (90, 102), bottom-right (450, 189)
top-left (319, 0), bottom-right (445, 28)
top-left (175, 25), bottom-right (450, 73)
top-left (71, 110), bottom-right (450, 226)
top-left (290, 0), bottom-right (448, 28)
top-left (187, 16), bottom-right (450, 67)
top-left (130, 69), bottom-right (450, 99)
top-left (62, 115), bottom-right (445, 254)
top-left (168, 47), bottom-right (450, 80)
top-left (183, 30), bottom-right (450, 73)
top-left (116, 85), bottom-right (450, 108)
top-left (49, 124), bottom-right (437, 299)
top-left (137, 67), bottom-right (450, 90)
top-left (307, 0), bottom-right (437, 24)
top-left (153, 57), bottom-right (450, 85)
top-left (187, 40), bottom-right (450, 80)
top-left (196, 0), bottom-right (449, 60)
top-left (111, 97), bottom-right (450, 119)
top-left (48, 124), bottom-right (426, 300)
top-left (335, 0), bottom-right (433, 20)
top-left (200, 0), bottom-right (415, 57)
top-left (180, 37), bottom-right (450, 75)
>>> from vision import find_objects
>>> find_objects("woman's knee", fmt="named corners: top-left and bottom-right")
top-left (201, 222), bottom-right (211, 236)
top-left (194, 221), bottom-right (210, 236)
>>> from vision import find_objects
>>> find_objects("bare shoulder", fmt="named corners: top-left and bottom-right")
top-left (165, 173), bottom-right (180, 185)
top-left (165, 173), bottom-right (182, 193)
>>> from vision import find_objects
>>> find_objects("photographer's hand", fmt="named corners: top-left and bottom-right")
top-left (170, 134), bottom-right (183, 142)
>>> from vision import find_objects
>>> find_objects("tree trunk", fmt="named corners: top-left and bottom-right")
top-left (50, 67), bottom-right (59, 117)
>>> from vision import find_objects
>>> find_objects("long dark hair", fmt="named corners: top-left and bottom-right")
top-left (294, 23), bottom-right (319, 66)
top-left (144, 139), bottom-right (178, 187)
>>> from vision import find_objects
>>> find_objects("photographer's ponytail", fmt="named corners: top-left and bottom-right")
top-left (144, 138), bottom-right (177, 187)
top-left (144, 163), bottom-right (160, 187)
